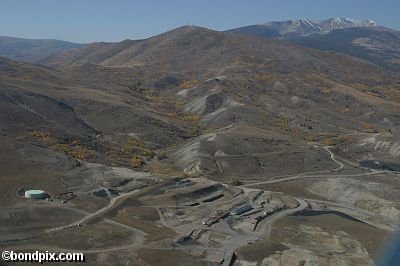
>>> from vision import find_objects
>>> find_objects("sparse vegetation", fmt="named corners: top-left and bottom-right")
top-left (157, 152), bottom-right (168, 160)
top-left (130, 156), bottom-right (144, 168)
top-left (167, 112), bottom-right (201, 122)
top-left (276, 117), bottom-right (290, 132)
top-left (124, 137), bottom-right (155, 159)
top-left (31, 130), bottom-right (50, 139)
top-left (180, 79), bottom-right (198, 89)
top-left (30, 130), bottom-right (91, 160)
top-left (52, 144), bottom-right (89, 160)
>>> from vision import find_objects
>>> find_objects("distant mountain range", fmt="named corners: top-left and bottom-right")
top-left (0, 36), bottom-right (84, 63)
top-left (287, 26), bottom-right (400, 72)
top-left (227, 18), bottom-right (400, 72)
top-left (227, 18), bottom-right (377, 38)
top-left (0, 17), bottom-right (399, 72)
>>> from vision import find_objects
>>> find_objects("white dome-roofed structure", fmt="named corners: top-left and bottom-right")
top-left (24, 190), bottom-right (46, 199)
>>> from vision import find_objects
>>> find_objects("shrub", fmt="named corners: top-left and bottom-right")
top-left (231, 179), bottom-right (243, 186)
top-left (180, 79), bottom-right (198, 89)
top-left (158, 153), bottom-right (168, 160)
top-left (131, 156), bottom-right (144, 168)
top-left (276, 117), bottom-right (290, 132)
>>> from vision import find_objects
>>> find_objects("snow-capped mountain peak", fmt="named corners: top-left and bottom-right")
top-left (262, 17), bottom-right (377, 36)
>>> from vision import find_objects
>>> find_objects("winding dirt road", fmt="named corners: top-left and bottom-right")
top-left (242, 146), bottom-right (390, 187)
top-left (46, 189), bottom-right (146, 240)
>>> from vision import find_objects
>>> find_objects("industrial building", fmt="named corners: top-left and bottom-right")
top-left (231, 204), bottom-right (253, 216)
top-left (203, 210), bottom-right (229, 226)
top-left (24, 189), bottom-right (46, 199)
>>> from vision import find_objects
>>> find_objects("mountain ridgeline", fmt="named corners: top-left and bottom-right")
top-left (227, 18), bottom-right (377, 38)
top-left (0, 36), bottom-right (84, 63)
top-left (1, 17), bottom-right (399, 72)
top-left (227, 18), bottom-right (400, 72)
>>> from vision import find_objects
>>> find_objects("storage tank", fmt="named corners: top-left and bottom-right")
top-left (24, 190), bottom-right (46, 199)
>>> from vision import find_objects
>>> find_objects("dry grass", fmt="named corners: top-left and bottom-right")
top-left (30, 221), bottom-right (135, 250)
top-left (273, 213), bottom-right (390, 258)
top-left (106, 206), bottom-right (176, 242)
top-left (180, 79), bottom-right (199, 89)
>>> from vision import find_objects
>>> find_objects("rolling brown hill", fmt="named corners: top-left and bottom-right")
top-left (0, 36), bottom-right (84, 63)
top-left (43, 26), bottom-right (398, 83)
top-left (2, 26), bottom-right (400, 179)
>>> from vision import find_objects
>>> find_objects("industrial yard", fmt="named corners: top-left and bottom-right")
top-left (1, 142), bottom-right (397, 265)
top-left (2, 169), bottom-right (301, 265)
